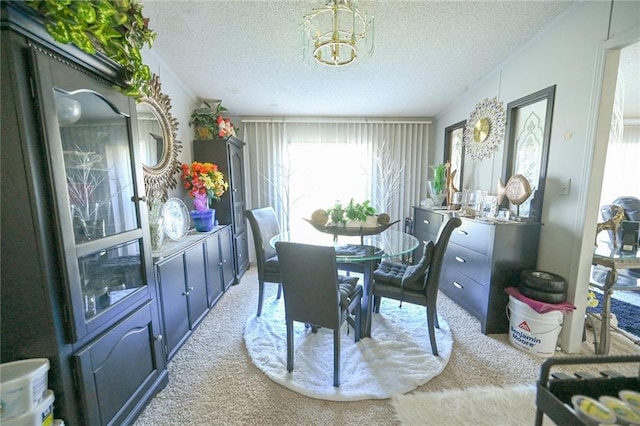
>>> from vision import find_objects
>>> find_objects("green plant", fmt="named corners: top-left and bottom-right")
top-left (327, 199), bottom-right (376, 224)
top-left (430, 163), bottom-right (447, 193)
top-left (345, 199), bottom-right (377, 221)
top-left (326, 201), bottom-right (346, 225)
top-left (188, 102), bottom-right (237, 139)
top-left (27, 0), bottom-right (156, 97)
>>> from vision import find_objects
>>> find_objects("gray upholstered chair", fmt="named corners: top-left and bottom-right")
top-left (372, 216), bottom-right (462, 356)
top-left (275, 241), bottom-right (363, 387)
top-left (245, 207), bottom-right (283, 316)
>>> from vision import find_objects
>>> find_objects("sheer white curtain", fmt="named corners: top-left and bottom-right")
top-left (242, 119), bottom-right (430, 231)
top-left (600, 122), bottom-right (640, 207)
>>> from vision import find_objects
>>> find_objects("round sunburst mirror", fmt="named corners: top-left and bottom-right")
top-left (137, 74), bottom-right (182, 201)
top-left (463, 97), bottom-right (506, 161)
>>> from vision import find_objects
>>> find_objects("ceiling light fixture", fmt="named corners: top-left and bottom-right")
top-left (303, 0), bottom-right (374, 67)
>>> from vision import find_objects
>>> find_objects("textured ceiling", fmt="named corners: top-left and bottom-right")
top-left (141, 0), bottom-right (576, 117)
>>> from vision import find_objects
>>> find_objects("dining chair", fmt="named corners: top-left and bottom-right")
top-left (245, 207), bottom-right (283, 317)
top-left (372, 216), bottom-right (462, 356)
top-left (275, 241), bottom-right (363, 387)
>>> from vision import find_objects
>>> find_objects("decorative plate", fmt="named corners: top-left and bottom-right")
top-left (161, 197), bottom-right (189, 241)
top-left (463, 97), bottom-right (506, 161)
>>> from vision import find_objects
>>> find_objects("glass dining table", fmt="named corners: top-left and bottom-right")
top-left (590, 245), bottom-right (640, 354)
top-left (270, 227), bottom-right (419, 338)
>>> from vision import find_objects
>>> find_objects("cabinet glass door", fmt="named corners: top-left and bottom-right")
top-left (57, 91), bottom-right (138, 244)
top-left (33, 49), bottom-right (151, 341)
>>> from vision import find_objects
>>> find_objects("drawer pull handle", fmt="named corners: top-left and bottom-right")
top-left (457, 230), bottom-right (468, 235)
top-left (453, 281), bottom-right (463, 289)
top-left (455, 256), bottom-right (466, 263)
top-left (423, 219), bottom-right (430, 224)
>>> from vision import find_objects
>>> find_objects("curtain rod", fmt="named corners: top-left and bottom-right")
top-left (241, 117), bottom-right (432, 125)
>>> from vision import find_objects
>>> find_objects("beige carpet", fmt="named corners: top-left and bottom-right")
top-left (134, 267), bottom-right (639, 426)
top-left (392, 384), bottom-right (538, 426)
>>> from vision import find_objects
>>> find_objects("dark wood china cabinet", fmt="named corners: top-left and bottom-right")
top-left (193, 137), bottom-right (250, 281)
top-left (1, 3), bottom-right (167, 424)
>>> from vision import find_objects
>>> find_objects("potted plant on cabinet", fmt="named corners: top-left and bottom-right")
top-left (189, 102), bottom-right (237, 140)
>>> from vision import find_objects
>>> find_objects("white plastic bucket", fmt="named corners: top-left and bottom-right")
top-left (3, 390), bottom-right (54, 426)
top-left (507, 295), bottom-right (563, 357)
top-left (0, 359), bottom-right (50, 419)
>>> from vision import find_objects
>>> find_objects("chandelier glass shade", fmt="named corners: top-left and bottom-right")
top-left (303, 0), bottom-right (374, 67)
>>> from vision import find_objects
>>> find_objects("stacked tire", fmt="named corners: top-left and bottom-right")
top-left (519, 270), bottom-right (567, 304)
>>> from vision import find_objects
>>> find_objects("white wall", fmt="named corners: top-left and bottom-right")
top-left (434, 1), bottom-right (640, 352)
top-left (141, 48), bottom-right (199, 201)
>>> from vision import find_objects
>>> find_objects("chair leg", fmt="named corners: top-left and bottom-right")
top-left (373, 295), bottom-right (381, 313)
top-left (276, 283), bottom-right (282, 299)
top-left (286, 319), bottom-right (294, 373)
top-left (354, 303), bottom-right (361, 342)
top-left (426, 305), bottom-right (439, 357)
top-left (333, 328), bottom-right (340, 387)
top-left (257, 279), bottom-right (265, 317)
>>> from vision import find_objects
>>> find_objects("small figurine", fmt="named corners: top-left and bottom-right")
top-left (445, 162), bottom-right (459, 208)
top-left (595, 204), bottom-right (625, 247)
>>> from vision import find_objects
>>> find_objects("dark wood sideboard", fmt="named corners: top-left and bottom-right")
top-left (413, 207), bottom-right (541, 334)
top-left (152, 226), bottom-right (235, 361)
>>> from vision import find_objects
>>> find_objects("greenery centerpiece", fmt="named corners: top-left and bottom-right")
top-left (27, 0), bottom-right (156, 97)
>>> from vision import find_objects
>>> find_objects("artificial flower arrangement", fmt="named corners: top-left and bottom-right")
top-left (189, 101), bottom-right (237, 139)
top-left (181, 162), bottom-right (229, 210)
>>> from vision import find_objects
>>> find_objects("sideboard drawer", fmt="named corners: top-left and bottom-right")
top-left (414, 208), bottom-right (443, 236)
top-left (450, 220), bottom-right (492, 255)
top-left (444, 243), bottom-right (491, 284)
top-left (440, 265), bottom-right (487, 319)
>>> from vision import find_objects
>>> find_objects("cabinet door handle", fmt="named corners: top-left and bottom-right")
top-left (182, 291), bottom-right (190, 296)
top-left (423, 219), bottom-right (430, 224)
top-left (130, 195), bottom-right (147, 203)
top-left (457, 230), bottom-right (468, 235)
top-left (453, 281), bottom-right (463, 289)
top-left (218, 262), bottom-right (223, 266)
top-left (455, 256), bottom-right (466, 263)
top-left (188, 286), bottom-right (194, 291)
top-left (155, 334), bottom-right (163, 342)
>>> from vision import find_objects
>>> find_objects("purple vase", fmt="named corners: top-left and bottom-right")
top-left (190, 209), bottom-right (215, 232)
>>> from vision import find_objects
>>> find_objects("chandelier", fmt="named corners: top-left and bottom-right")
top-left (303, 0), bottom-right (374, 67)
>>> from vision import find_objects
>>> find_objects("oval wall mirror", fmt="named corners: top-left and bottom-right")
top-left (137, 74), bottom-right (181, 201)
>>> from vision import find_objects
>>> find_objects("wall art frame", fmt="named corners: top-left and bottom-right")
top-left (444, 119), bottom-right (466, 191)
top-left (502, 85), bottom-right (556, 222)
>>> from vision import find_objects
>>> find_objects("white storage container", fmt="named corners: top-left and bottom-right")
top-left (2, 390), bottom-right (54, 426)
top-left (0, 359), bottom-right (50, 419)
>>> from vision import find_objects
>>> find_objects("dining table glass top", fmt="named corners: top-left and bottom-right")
top-left (270, 228), bottom-right (419, 263)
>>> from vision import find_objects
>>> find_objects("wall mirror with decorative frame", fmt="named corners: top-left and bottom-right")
top-left (137, 74), bottom-right (181, 201)
top-left (444, 119), bottom-right (466, 191)
top-left (502, 85), bottom-right (556, 221)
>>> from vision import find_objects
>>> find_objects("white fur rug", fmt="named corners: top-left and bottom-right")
top-left (392, 385), bottom-right (540, 426)
top-left (243, 295), bottom-right (452, 401)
